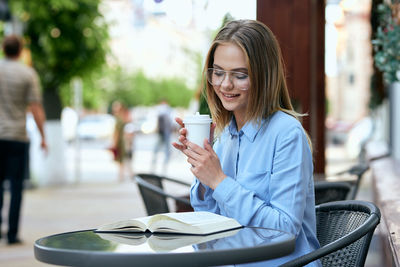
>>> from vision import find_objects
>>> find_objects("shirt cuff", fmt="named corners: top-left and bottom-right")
top-left (212, 176), bottom-right (237, 203)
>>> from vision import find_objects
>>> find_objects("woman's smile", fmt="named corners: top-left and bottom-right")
top-left (220, 91), bottom-right (241, 100)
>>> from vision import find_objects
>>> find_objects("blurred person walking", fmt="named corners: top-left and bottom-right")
top-left (111, 101), bottom-right (134, 182)
top-left (152, 99), bottom-right (173, 173)
top-left (0, 35), bottom-right (47, 245)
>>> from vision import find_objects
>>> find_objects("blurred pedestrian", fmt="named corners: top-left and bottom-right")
top-left (152, 99), bottom-right (173, 173)
top-left (0, 35), bottom-right (47, 245)
top-left (111, 101), bottom-right (134, 182)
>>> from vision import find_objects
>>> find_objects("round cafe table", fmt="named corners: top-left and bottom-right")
top-left (34, 227), bottom-right (295, 267)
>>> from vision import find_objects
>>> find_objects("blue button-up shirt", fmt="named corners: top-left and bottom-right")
top-left (190, 111), bottom-right (321, 266)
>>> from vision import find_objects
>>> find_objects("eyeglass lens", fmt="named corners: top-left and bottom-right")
top-left (207, 68), bottom-right (249, 90)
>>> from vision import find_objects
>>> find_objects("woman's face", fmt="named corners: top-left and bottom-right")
top-left (212, 43), bottom-right (250, 120)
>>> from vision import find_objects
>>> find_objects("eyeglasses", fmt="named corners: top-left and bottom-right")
top-left (206, 68), bottom-right (250, 91)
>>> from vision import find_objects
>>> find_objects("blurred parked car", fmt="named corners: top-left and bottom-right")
top-left (77, 114), bottom-right (116, 140)
top-left (131, 105), bottom-right (180, 135)
top-left (131, 107), bottom-right (158, 134)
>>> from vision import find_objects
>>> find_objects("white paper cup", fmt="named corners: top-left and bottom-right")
top-left (183, 112), bottom-right (212, 148)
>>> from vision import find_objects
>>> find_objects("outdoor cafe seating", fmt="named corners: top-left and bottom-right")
top-left (134, 173), bottom-right (381, 267)
top-left (281, 200), bottom-right (381, 267)
top-left (314, 181), bottom-right (353, 205)
top-left (134, 173), bottom-right (193, 215)
top-left (317, 162), bottom-right (370, 200)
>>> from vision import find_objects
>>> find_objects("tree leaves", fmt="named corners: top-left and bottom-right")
top-left (372, 3), bottom-right (400, 84)
top-left (10, 0), bottom-right (109, 91)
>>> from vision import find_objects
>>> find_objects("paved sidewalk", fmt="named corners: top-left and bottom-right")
top-left (0, 182), bottom-right (147, 267)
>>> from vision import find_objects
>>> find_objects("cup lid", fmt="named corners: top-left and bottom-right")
top-left (183, 112), bottom-right (212, 124)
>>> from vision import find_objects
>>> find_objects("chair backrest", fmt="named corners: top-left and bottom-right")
top-left (328, 163), bottom-right (370, 200)
top-left (314, 181), bottom-right (353, 205)
top-left (281, 200), bottom-right (381, 267)
top-left (135, 173), bottom-right (192, 216)
top-left (135, 174), bottom-right (170, 215)
top-left (347, 163), bottom-right (369, 199)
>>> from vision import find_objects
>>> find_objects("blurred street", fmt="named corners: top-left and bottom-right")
top-left (0, 133), bottom-right (383, 267)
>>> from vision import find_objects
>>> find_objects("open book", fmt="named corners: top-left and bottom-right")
top-left (96, 211), bottom-right (242, 235)
top-left (97, 228), bottom-right (240, 252)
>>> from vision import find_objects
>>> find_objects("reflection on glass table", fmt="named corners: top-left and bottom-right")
top-left (97, 228), bottom-right (241, 252)
top-left (34, 227), bottom-right (295, 267)
top-left (193, 227), bottom-right (289, 251)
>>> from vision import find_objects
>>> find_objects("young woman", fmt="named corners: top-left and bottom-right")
top-left (173, 20), bottom-right (320, 266)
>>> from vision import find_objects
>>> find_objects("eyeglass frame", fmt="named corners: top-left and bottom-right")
top-left (206, 68), bottom-right (250, 91)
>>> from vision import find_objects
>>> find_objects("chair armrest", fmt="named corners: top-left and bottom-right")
top-left (160, 176), bottom-right (191, 187)
top-left (314, 181), bottom-right (353, 191)
top-left (333, 163), bottom-right (369, 177)
top-left (135, 176), bottom-right (191, 206)
top-left (133, 173), bottom-right (191, 187)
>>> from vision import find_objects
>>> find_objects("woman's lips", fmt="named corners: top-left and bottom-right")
top-left (221, 92), bottom-right (240, 99)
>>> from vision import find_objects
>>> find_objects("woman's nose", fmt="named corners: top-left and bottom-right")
top-left (220, 74), bottom-right (234, 89)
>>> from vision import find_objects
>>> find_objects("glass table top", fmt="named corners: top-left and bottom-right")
top-left (36, 227), bottom-right (292, 254)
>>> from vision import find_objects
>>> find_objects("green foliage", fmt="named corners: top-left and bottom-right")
top-left (60, 66), bottom-right (195, 110)
top-left (198, 90), bottom-right (210, 115)
top-left (9, 0), bottom-right (109, 91)
top-left (0, 22), bottom-right (4, 41)
top-left (372, 2), bottom-right (400, 84)
top-left (107, 69), bottom-right (195, 108)
top-left (8, 0), bottom-right (198, 111)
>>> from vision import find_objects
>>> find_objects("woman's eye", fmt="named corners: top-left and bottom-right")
top-left (235, 73), bottom-right (248, 79)
top-left (214, 71), bottom-right (225, 77)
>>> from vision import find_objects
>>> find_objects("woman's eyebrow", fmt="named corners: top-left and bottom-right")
top-left (232, 67), bottom-right (248, 73)
top-left (213, 64), bottom-right (248, 72)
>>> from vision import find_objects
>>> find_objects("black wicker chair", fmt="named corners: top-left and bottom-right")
top-left (134, 173), bottom-right (193, 216)
top-left (280, 200), bottom-right (381, 267)
top-left (333, 163), bottom-right (369, 199)
top-left (314, 181), bottom-right (353, 205)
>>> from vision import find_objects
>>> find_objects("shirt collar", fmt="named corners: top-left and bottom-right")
top-left (228, 117), bottom-right (266, 143)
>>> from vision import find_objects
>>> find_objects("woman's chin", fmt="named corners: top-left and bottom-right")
top-left (221, 103), bottom-right (239, 112)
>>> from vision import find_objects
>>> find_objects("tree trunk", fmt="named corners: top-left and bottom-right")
top-left (43, 89), bottom-right (63, 120)
top-left (31, 88), bottom-right (67, 186)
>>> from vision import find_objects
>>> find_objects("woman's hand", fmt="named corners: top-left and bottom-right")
top-left (171, 117), bottom-right (188, 151)
top-left (172, 117), bottom-right (216, 150)
top-left (182, 139), bottom-right (226, 189)
top-left (172, 118), bottom-right (224, 189)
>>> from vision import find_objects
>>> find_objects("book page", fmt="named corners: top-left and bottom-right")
top-left (96, 216), bottom-right (152, 232)
top-left (148, 212), bottom-right (242, 235)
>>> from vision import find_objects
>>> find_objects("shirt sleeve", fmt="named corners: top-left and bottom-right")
top-left (212, 126), bottom-right (313, 236)
top-left (190, 178), bottom-right (220, 214)
top-left (26, 68), bottom-right (42, 103)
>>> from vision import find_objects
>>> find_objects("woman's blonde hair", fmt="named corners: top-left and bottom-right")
top-left (204, 20), bottom-right (300, 127)
top-left (203, 19), bottom-right (312, 149)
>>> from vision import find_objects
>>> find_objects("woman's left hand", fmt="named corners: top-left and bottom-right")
top-left (181, 138), bottom-right (226, 190)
